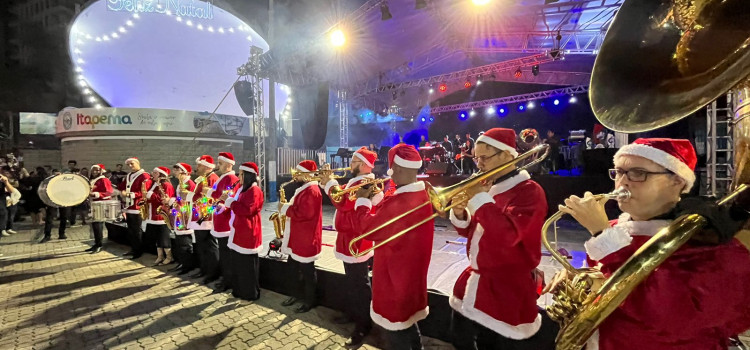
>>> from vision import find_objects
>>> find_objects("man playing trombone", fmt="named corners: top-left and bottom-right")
top-left (448, 128), bottom-right (556, 349)
top-left (321, 146), bottom-right (383, 348)
top-left (353, 144), bottom-right (433, 350)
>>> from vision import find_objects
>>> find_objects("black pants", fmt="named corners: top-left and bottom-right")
top-left (125, 213), bottom-right (143, 255)
top-left (385, 324), bottom-right (423, 350)
top-left (91, 222), bottom-right (105, 247)
top-left (461, 157), bottom-right (477, 174)
top-left (196, 230), bottom-right (219, 277)
top-left (0, 203), bottom-right (7, 236)
top-left (44, 206), bottom-right (68, 238)
top-left (230, 251), bottom-right (260, 300)
top-left (146, 224), bottom-right (171, 248)
top-left (174, 234), bottom-right (196, 269)
top-left (451, 309), bottom-right (558, 350)
top-left (287, 258), bottom-right (317, 306)
top-left (218, 237), bottom-right (232, 287)
top-left (344, 260), bottom-right (373, 334)
top-left (6, 204), bottom-right (17, 230)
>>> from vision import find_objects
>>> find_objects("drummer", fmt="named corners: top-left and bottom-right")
top-left (86, 164), bottom-right (114, 253)
top-left (40, 170), bottom-right (68, 243)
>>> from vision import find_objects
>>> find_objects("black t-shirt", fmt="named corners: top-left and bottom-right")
top-left (442, 140), bottom-right (453, 152)
top-left (111, 171), bottom-right (127, 185)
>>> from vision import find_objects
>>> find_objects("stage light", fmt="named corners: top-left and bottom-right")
top-left (476, 79), bottom-right (482, 85)
top-left (527, 101), bottom-right (535, 109)
top-left (83, 88), bottom-right (91, 94)
top-left (469, 109), bottom-right (476, 117)
top-left (498, 107), bottom-right (506, 115)
top-left (330, 29), bottom-right (346, 47)
top-left (438, 83), bottom-right (447, 92)
top-left (459, 112), bottom-right (468, 120)
top-left (421, 117), bottom-right (426, 123)
top-left (464, 80), bottom-right (472, 89)
top-left (88, 96), bottom-right (96, 103)
top-left (126, 20), bottom-right (134, 26)
top-left (472, 0), bottom-right (491, 5)
top-left (95, 104), bottom-right (102, 109)
top-left (569, 96), bottom-right (578, 103)
top-left (380, 3), bottom-right (393, 21)
top-left (186, 20), bottom-right (193, 26)
top-left (486, 106), bottom-right (495, 115)
top-left (553, 99), bottom-right (560, 105)
top-left (428, 88), bottom-right (434, 94)
top-left (429, 116), bottom-right (434, 122)
top-left (514, 68), bottom-right (522, 78)
top-left (415, 0), bottom-right (427, 9)
top-left (532, 65), bottom-right (539, 76)
top-left (517, 104), bottom-right (525, 111)
top-left (75, 67), bottom-right (83, 72)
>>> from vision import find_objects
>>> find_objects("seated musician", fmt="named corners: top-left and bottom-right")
top-left (551, 138), bottom-right (750, 350)
top-left (449, 128), bottom-right (556, 349)
top-left (353, 144), bottom-right (433, 349)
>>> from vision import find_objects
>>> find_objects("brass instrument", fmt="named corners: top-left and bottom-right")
top-left (172, 181), bottom-right (192, 231)
top-left (329, 177), bottom-right (390, 204)
top-left (291, 167), bottom-right (350, 183)
top-left (348, 144), bottom-right (549, 257)
top-left (138, 183), bottom-right (149, 220)
top-left (547, 0), bottom-right (750, 348)
top-left (269, 179), bottom-right (295, 239)
top-left (196, 179), bottom-right (241, 225)
top-left (155, 180), bottom-right (174, 230)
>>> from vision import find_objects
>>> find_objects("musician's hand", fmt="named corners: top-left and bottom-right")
top-left (161, 198), bottom-right (169, 205)
top-left (451, 192), bottom-right (469, 220)
top-left (542, 269), bottom-right (568, 294)
top-left (462, 182), bottom-right (490, 202)
top-left (120, 190), bottom-right (130, 197)
top-left (355, 187), bottom-right (374, 199)
top-left (219, 192), bottom-right (229, 202)
top-left (560, 191), bottom-right (610, 235)
top-left (201, 187), bottom-right (210, 195)
top-left (277, 201), bottom-right (284, 211)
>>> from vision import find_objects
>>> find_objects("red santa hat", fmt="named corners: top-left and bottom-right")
top-left (154, 166), bottom-right (170, 177)
top-left (175, 162), bottom-right (192, 174)
top-left (615, 138), bottom-right (697, 193)
top-left (387, 143), bottom-right (422, 176)
top-left (476, 128), bottom-right (519, 157)
top-left (240, 162), bottom-right (258, 175)
top-left (125, 157), bottom-right (139, 164)
top-left (353, 146), bottom-right (377, 168)
top-left (296, 160), bottom-right (317, 173)
top-left (217, 152), bottom-right (235, 165)
top-left (90, 164), bottom-right (105, 171)
top-left (195, 155), bottom-right (215, 169)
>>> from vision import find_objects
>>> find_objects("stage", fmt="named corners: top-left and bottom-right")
top-left (106, 200), bottom-right (593, 342)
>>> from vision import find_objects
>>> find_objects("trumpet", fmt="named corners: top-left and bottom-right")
top-left (329, 178), bottom-right (389, 204)
top-left (291, 167), bottom-right (350, 183)
top-left (348, 144), bottom-right (549, 257)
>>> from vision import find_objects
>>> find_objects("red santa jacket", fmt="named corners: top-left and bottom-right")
top-left (323, 174), bottom-right (384, 263)
top-left (448, 170), bottom-right (547, 339)
top-left (186, 173), bottom-right (219, 231)
top-left (226, 183), bottom-right (264, 254)
top-left (171, 179), bottom-right (196, 234)
top-left (145, 180), bottom-right (175, 225)
top-left (280, 181), bottom-right (323, 262)
top-left (353, 181), bottom-right (433, 331)
top-left (117, 170), bottom-right (151, 214)
top-left (582, 213), bottom-right (750, 350)
top-left (208, 171), bottom-right (239, 237)
top-left (90, 176), bottom-right (114, 201)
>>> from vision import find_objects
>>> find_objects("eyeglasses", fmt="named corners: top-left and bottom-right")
top-left (608, 168), bottom-right (672, 182)
top-left (473, 151), bottom-right (502, 162)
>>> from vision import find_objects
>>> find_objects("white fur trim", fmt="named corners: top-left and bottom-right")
top-left (217, 155), bottom-right (235, 165)
top-left (154, 167), bottom-right (168, 177)
top-left (477, 134), bottom-right (519, 157)
top-left (370, 304), bottom-right (429, 331)
top-left (124, 209), bottom-right (140, 214)
top-left (210, 228), bottom-right (230, 238)
top-left (145, 220), bottom-right (166, 225)
top-left (224, 197), bottom-right (236, 208)
top-left (387, 168), bottom-right (394, 176)
top-left (449, 209), bottom-right (471, 229)
top-left (469, 224), bottom-right (484, 270)
top-left (228, 241), bottom-right (262, 254)
top-left (393, 154), bottom-right (422, 169)
top-left (467, 192), bottom-right (494, 215)
top-left (279, 203), bottom-right (292, 216)
top-left (488, 170), bottom-right (531, 197)
top-left (174, 229), bottom-right (194, 235)
top-left (334, 250), bottom-right (373, 263)
top-left (188, 220), bottom-right (212, 230)
top-left (451, 272), bottom-right (542, 339)
top-left (239, 165), bottom-right (257, 175)
top-left (615, 143), bottom-right (695, 193)
top-left (353, 152), bottom-right (375, 168)
top-left (125, 157), bottom-right (139, 164)
top-left (324, 179), bottom-right (339, 195)
top-left (146, 191), bottom-right (154, 199)
top-left (282, 247), bottom-right (321, 263)
top-left (584, 226), bottom-right (633, 261)
top-left (92, 192), bottom-right (101, 198)
top-left (296, 164), bottom-right (312, 172)
top-left (354, 198), bottom-right (372, 210)
top-left (371, 191), bottom-right (384, 206)
top-left (394, 181), bottom-right (426, 195)
top-left (196, 158), bottom-right (215, 169)
top-left (168, 198), bottom-right (176, 206)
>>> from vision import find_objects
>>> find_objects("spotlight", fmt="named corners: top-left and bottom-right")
top-left (472, 0), bottom-right (490, 5)
top-left (486, 106), bottom-right (495, 115)
top-left (459, 112), bottom-right (468, 120)
top-left (553, 99), bottom-right (560, 105)
top-left (464, 80), bottom-right (472, 89)
top-left (527, 101), bottom-right (535, 109)
top-left (429, 116), bottom-right (434, 122)
top-left (532, 65), bottom-right (539, 76)
top-left (415, 0), bottom-right (427, 9)
top-left (438, 83), bottom-right (447, 92)
top-left (88, 96), bottom-right (96, 103)
top-left (469, 109), bottom-right (476, 117)
top-left (83, 88), bottom-right (91, 94)
top-left (569, 96), bottom-right (578, 103)
top-left (75, 67), bottom-right (83, 72)
top-left (514, 68), bottom-right (522, 79)
top-left (498, 107), bottom-right (506, 115)
top-left (95, 104), bottom-right (102, 109)
top-left (421, 117), bottom-right (426, 123)
top-left (330, 29), bottom-right (346, 47)
top-left (428, 88), bottom-right (434, 94)
top-left (518, 104), bottom-right (525, 111)
top-left (476, 78), bottom-right (482, 85)
top-left (380, 3), bottom-right (393, 21)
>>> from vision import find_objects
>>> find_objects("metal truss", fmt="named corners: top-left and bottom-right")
top-left (464, 30), bottom-right (606, 55)
top-left (349, 53), bottom-right (554, 99)
top-left (429, 85), bottom-right (589, 113)
top-left (490, 69), bottom-right (590, 86)
top-left (338, 90), bottom-right (349, 147)
top-left (247, 46), bottom-right (267, 193)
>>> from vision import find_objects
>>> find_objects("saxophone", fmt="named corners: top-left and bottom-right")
top-left (155, 180), bottom-right (174, 230)
top-left (138, 183), bottom-right (149, 220)
top-left (269, 180), bottom-right (294, 239)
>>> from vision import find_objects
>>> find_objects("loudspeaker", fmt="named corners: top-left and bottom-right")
top-left (234, 80), bottom-right (255, 116)
top-left (425, 162), bottom-right (450, 175)
top-left (301, 82), bottom-right (329, 150)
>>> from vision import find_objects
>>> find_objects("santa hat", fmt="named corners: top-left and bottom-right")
top-left (353, 146), bottom-right (377, 168)
top-left (594, 124), bottom-right (605, 136)
top-left (296, 160), bottom-right (317, 173)
top-left (615, 138), bottom-right (697, 193)
top-left (217, 152), bottom-right (235, 165)
top-left (175, 163), bottom-right (192, 174)
top-left (125, 157), bottom-right (139, 164)
top-left (476, 128), bottom-right (519, 157)
top-left (154, 166), bottom-right (170, 177)
top-left (90, 164), bottom-right (105, 171)
top-left (195, 155), bottom-right (215, 169)
top-left (240, 162), bottom-right (258, 175)
top-left (387, 143), bottom-right (422, 176)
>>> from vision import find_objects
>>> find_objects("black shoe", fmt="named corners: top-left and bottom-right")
top-left (58, 235), bottom-right (67, 239)
top-left (168, 264), bottom-right (183, 272)
top-left (91, 247), bottom-right (102, 254)
top-left (202, 276), bottom-right (218, 285)
top-left (123, 251), bottom-right (135, 256)
top-left (281, 297), bottom-right (298, 307)
top-left (189, 272), bottom-right (205, 279)
top-left (334, 315), bottom-right (353, 325)
top-left (345, 331), bottom-right (367, 349)
top-left (214, 282), bottom-right (229, 292)
top-left (130, 254), bottom-right (142, 260)
top-left (84, 246), bottom-right (96, 252)
top-left (39, 236), bottom-right (51, 243)
top-left (294, 304), bottom-right (313, 313)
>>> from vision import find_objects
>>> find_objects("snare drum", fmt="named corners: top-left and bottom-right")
top-left (91, 199), bottom-right (121, 222)
top-left (37, 174), bottom-right (90, 208)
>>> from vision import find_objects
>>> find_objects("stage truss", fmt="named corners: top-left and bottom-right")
top-left (239, 46), bottom-right (267, 193)
top-left (429, 85), bottom-right (589, 113)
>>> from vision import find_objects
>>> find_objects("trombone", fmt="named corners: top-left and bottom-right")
top-left (291, 167), bottom-right (350, 183)
top-left (348, 144), bottom-right (550, 257)
top-left (329, 177), bottom-right (390, 204)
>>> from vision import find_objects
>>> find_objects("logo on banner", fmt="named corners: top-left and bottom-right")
top-left (62, 112), bottom-right (73, 130)
top-left (107, 0), bottom-right (215, 20)
top-left (76, 113), bottom-right (133, 129)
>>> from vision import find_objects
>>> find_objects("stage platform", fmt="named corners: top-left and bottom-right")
top-left (106, 201), bottom-right (591, 342)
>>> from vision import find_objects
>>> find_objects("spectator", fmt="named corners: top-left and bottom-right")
top-left (72, 168), bottom-right (90, 226)
top-left (43, 165), bottom-right (52, 174)
top-left (2, 166), bottom-right (21, 234)
top-left (544, 129), bottom-right (561, 173)
top-left (111, 164), bottom-right (127, 186)
top-left (22, 167), bottom-right (47, 225)
top-left (65, 160), bottom-right (79, 174)
top-left (0, 172), bottom-right (15, 237)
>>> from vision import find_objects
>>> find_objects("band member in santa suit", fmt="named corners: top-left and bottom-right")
top-left (169, 162), bottom-right (197, 274)
top-left (353, 144), bottom-right (433, 350)
top-left (279, 160), bottom-right (323, 314)
top-left (186, 155), bottom-right (219, 280)
top-left (550, 138), bottom-right (750, 350)
top-left (145, 166), bottom-right (176, 266)
top-left (117, 157), bottom-right (151, 260)
top-left (448, 128), bottom-right (555, 349)
top-left (223, 162), bottom-right (264, 301)
top-left (86, 164), bottom-right (114, 254)
top-left (205, 152), bottom-right (240, 289)
top-left (321, 147), bottom-right (383, 347)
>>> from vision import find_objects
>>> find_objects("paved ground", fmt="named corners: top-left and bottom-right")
top-left (0, 220), bottom-right (453, 350)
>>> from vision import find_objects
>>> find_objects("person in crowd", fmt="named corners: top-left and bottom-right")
top-left (117, 157), bottom-right (151, 260)
top-left (145, 167), bottom-right (176, 265)
top-left (186, 155), bottom-right (219, 281)
top-left (41, 170), bottom-right (67, 243)
top-left (442, 135), bottom-right (454, 155)
top-left (23, 167), bottom-right (47, 225)
top-left (460, 133), bottom-right (478, 175)
top-left (111, 164), bottom-right (128, 187)
top-left (65, 160), bottom-right (79, 174)
top-left (368, 143), bottom-right (379, 154)
top-left (72, 167), bottom-right (90, 226)
top-left (86, 164), bottom-right (113, 253)
top-left (419, 135), bottom-right (429, 147)
top-left (204, 152), bottom-right (240, 290)
top-left (544, 129), bottom-right (561, 173)
top-left (0, 171), bottom-right (15, 238)
top-left (2, 166), bottom-right (21, 235)
top-left (170, 163), bottom-right (197, 275)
